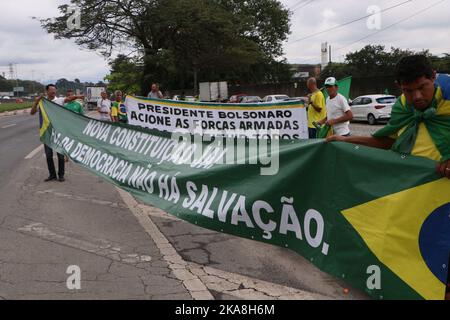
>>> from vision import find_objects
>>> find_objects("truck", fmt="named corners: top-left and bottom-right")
top-left (85, 86), bottom-right (107, 110)
top-left (199, 82), bottom-right (228, 102)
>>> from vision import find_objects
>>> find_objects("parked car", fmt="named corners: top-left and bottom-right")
top-left (2, 96), bottom-right (11, 100)
top-left (184, 96), bottom-right (196, 102)
top-left (240, 96), bottom-right (262, 103)
top-left (262, 95), bottom-right (289, 103)
top-left (283, 97), bottom-right (307, 103)
top-left (350, 94), bottom-right (396, 125)
top-left (229, 94), bottom-right (247, 103)
top-left (172, 95), bottom-right (196, 101)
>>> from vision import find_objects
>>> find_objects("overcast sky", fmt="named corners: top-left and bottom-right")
top-left (0, 0), bottom-right (449, 84)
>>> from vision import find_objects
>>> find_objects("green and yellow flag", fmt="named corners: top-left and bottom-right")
top-left (322, 76), bottom-right (352, 100)
top-left (38, 98), bottom-right (449, 300)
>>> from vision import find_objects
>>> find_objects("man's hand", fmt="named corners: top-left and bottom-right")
top-left (436, 160), bottom-right (450, 179)
top-left (30, 95), bottom-right (43, 115)
top-left (326, 119), bottom-right (336, 126)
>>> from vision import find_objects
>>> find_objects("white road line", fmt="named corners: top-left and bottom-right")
top-left (18, 222), bottom-right (152, 264)
top-left (117, 187), bottom-right (330, 300)
top-left (25, 145), bottom-right (44, 159)
top-left (1, 124), bottom-right (16, 129)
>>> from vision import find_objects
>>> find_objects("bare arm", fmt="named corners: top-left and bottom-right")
top-left (436, 159), bottom-right (450, 179)
top-left (30, 96), bottom-right (43, 115)
top-left (327, 110), bottom-right (353, 126)
top-left (311, 101), bottom-right (323, 113)
top-left (326, 135), bottom-right (395, 150)
top-left (64, 95), bottom-right (84, 103)
top-left (317, 117), bottom-right (327, 126)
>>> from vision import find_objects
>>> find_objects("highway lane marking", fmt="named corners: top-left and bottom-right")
top-left (35, 189), bottom-right (128, 209)
top-left (18, 222), bottom-right (152, 264)
top-left (25, 145), bottom-right (44, 159)
top-left (1, 124), bottom-right (16, 129)
top-left (116, 187), bottom-right (329, 300)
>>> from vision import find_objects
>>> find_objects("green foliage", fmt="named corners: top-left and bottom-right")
top-left (104, 54), bottom-right (142, 94)
top-left (41, 0), bottom-right (291, 92)
top-left (321, 45), bottom-right (448, 80)
top-left (55, 78), bottom-right (86, 95)
top-left (0, 103), bottom-right (33, 113)
top-left (0, 77), bottom-right (44, 95)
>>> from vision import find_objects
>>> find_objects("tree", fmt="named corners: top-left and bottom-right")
top-left (104, 54), bottom-right (142, 94)
top-left (322, 45), bottom-right (434, 79)
top-left (40, 0), bottom-right (291, 93)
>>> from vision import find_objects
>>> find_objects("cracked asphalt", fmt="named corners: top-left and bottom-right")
top-left (0, 113), bottom-right (370, 300)
top-left (0, 114), bottom-right (190, 299)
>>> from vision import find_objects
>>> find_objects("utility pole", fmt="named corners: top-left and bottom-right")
top-left (329, 45), bottom-right (332, 64)
top-left (31, 70), bottom-right (35, 95)
top-left (9, 63), bottom-right (14, 80)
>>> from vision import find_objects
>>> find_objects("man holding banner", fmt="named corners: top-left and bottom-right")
top-left (306, 77), bottom-right (326, 138)
top-left (30, 84), bottom-right (83, 182)
top-left (319, 77), bottom-right (354, 136)
top-left (327, 55), bottom-right (450, 299)
top-left (327, 55), bottom-right (450, 177)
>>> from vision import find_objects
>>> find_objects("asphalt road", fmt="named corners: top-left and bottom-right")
top-left (0, 112), bottom-right (371, 300)
top-left (0, 114), bottom-right (40, 182)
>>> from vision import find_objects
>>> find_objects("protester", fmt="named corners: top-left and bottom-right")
top-left (326, 55), bottom-right (450, 300)
top-left (97, 91), bottom-right (112, 121)
top-left (318, 77), bottom-right (353, 136)
top-left (64, 89), bottom-right (84, 115)
top-left (327, 55), bottom-right (450, 171)
top-left (147, 83), bottom-right (163, 99)
top-left (30, 84), bottom-right (83, 182)
top-left (110, 90), bottom-right (128, 123)
top-left (306, 77), bottom-right (326, 138)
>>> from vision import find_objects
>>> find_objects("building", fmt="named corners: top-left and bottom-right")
top-left (290, 64), bottom-right (322, 80)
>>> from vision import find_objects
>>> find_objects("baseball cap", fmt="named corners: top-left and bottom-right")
top-left (324, 77), bottom-right (338, 86)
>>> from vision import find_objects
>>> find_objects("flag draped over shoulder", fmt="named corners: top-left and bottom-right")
top-left (38, 98), bottom-right (450, 300)
top-left (373, 77), bottom-right (450, 162)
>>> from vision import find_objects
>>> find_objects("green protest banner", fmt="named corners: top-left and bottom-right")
top-left (38, 98), bottom-right (449, 300)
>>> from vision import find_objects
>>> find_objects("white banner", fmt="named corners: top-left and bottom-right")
top-left (125, 96), bottom-right (308, 139)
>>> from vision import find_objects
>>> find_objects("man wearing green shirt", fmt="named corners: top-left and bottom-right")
top-left (64, 89), bottom-right (84, 115)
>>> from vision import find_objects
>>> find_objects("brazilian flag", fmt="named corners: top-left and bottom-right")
top-left (38, 98), bottom-right (449, 300)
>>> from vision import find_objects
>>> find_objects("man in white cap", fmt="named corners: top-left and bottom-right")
top-left (318, 77), bottom-right (353, 136)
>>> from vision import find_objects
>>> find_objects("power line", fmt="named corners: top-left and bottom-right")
top-left (291, 0), bottom-right (315, 12)
top-left (288, 0), bottom-right (309, 10)
top-left (288, 0), bottom-right (414, 44)
top-left (336, 0), bottom-right (448, 52)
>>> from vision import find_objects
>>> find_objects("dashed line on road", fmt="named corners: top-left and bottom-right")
top-left (17, 222), bottom-right (152, 264)
top-left (117, 187), bottom-right (331, 300)
top-left (25, 145), bottom-right (44, 159)
top-left (1, 124), bottom-right (16, 129)
top-left (35, 189), bottom-right (127, 209)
